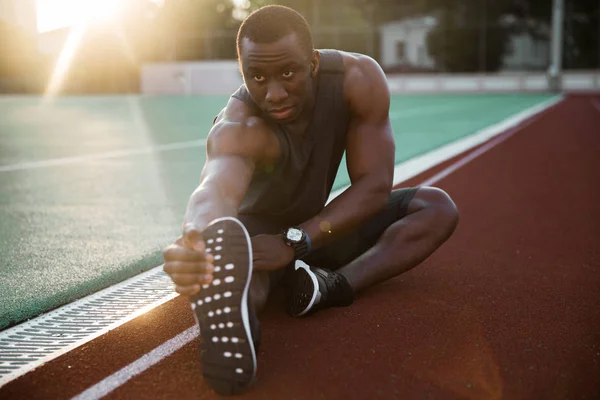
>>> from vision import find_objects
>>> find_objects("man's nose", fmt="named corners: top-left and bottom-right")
top-left (265, 82), bottom-right (288, 104)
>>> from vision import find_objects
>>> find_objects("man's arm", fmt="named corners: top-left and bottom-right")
top-left (163, 98), bottom-right (278, 294)
top-left (299, 54), bottom-right (395, 249)
top-left (182, 99), bottom-right (279, 244)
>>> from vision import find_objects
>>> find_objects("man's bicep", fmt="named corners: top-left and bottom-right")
top-left (345, 55), bottom-right (391, 125)
top-left (345, 119), bottom-right (395, 187)
top-left (345, 56), bottom-right (395, 186)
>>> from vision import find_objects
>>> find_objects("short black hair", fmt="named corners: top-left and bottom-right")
top-left (236, 5), bottom-right (314, 59)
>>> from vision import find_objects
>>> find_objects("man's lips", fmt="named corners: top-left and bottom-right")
top-left (268, 106), bottom-right (295, 119)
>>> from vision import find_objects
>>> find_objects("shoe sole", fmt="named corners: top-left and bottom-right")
top-left (287, 260), bottom-right (321, 317)
top-left (189, 217), bottom-right (257, 395)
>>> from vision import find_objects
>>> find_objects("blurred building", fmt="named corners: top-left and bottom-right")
top-left (379, 16), bottom-right (437, 71)
top-left (379, 15), bottom-right (550, 72)
top-left (37, 27), bottom-right (69, 55)
top-left (502, 18), bottom-right (550, 71)
top-left (0, 0), bottom-right (36, 32)
top-left (0, 0), bottom-right (67, 55)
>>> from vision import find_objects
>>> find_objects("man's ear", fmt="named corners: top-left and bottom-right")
top-left (310, 50), bottom-right (320, 77)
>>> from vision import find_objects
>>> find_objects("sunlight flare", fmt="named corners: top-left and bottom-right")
top-left (36, 0), bottom-right (123, 33)
top-left (38, 0), bottom-right (138, 98)
top-left (44, 22), bottom-right (88, 98)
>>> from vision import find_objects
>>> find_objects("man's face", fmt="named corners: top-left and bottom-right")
top-left (240, 33), bottom-right (318, 123)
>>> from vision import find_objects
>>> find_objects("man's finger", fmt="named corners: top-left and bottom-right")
top-left (163, 261), bottom-right (214, 275)
top-left (175, 284), bottom-right (201, 296)
top-left (163, 244), bottom-right (211, 262)
top-left (183, 223), bottom-right (206, 251)
top-left (170, 273), bottom-right (213, 286)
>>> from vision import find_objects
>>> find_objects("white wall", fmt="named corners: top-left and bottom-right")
top-left (385, 72), bottom-right (600, 93)
top-left (141, 61), bottom-right (243, 95)
top-left (37, 27), bottom-right (69, 55)
top-left (0, 0), bottom-right (36, 32)
top-left (140, 62), bottom-right (600, 95)
top-left (379, 17), bottom-right (436, 69)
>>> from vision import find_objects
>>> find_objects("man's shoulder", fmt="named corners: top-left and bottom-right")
top-left (337, 51), bottom-right (384, 83)
top-left (212, 99), bottom-right (271, 142)
top-left (209, 98), bottom-right (276, 161)
top-left (333, 52), bottom-right (389, 114)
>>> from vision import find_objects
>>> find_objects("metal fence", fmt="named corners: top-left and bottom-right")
top-left (170, 5), bottom-right (599, 74)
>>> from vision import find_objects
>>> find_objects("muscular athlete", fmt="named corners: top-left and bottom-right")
top-left (162, 5), bottom-right (458, 395)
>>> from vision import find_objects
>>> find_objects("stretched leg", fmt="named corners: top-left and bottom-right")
top-left (189, 217), bottom-right (259, 395)
top-left (338, 187), bottom-right (459, 292)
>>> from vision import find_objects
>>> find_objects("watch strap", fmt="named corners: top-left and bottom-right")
top-left (292, 239), bottom-right (309, 260)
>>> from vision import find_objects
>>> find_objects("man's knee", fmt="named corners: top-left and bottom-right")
top-left (414, 187), bottom-right (459, 237)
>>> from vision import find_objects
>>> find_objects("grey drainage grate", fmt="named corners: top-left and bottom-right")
top-left (0, 265), bottom-right (178, 386)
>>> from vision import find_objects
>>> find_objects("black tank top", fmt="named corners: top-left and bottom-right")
top-left (231, 50), bottom-right (350, 226)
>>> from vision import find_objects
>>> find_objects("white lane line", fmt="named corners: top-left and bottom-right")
top-left (70, 326), bottom-right (198, 400)
top-left (0, 139), bottom-right (207, 173)
top-left (327, 95), bottom-right (562, 203)
top-left (128, 95), bottom-right (152, 136)
top-left (421, 114), bottom-right (540, 186)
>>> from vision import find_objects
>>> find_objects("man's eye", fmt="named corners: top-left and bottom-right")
top-left (282, 71), bottom-right (295, 78)
top-left (253, 75), bottom-right (265, 83)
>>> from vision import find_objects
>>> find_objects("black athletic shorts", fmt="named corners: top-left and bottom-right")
top-left (238, 187), bottom-right (420, 273)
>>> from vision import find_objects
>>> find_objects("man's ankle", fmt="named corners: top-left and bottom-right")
top-left (331, 271), bottom-right (354, 307)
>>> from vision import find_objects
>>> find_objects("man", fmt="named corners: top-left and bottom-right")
top-left (162, 5), bottom-right (459, 396)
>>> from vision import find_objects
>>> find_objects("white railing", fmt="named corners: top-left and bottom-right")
top-left (140, 62), bottom-right (600, 95)
top-left (386, 71), bottom-right (600, 93)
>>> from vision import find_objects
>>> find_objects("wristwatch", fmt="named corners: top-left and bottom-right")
top-left (282, 227), bottom-right (310, 260)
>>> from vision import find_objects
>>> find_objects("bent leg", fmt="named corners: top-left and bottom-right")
top-left (336, 186), bottom-right (459, 292)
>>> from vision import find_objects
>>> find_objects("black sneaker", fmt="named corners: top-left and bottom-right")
top-left (189, 217), bottom-right (258, 395)
top-left (285, 260), bottom-right (354, 317)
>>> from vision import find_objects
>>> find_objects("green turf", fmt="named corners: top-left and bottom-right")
top-left (0, 93), bottom-right (554, 329)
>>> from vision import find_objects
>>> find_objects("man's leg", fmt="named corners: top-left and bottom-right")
top-left (336, 186), bottom-right (459, 292)
top-left (236, 215), bottom-right (285, 314)
top-left (287, 187), bottom-right (458, 316)
top-left (189, 215), bottom-right (285, 394)
top-left (249, 270), bottom-right (273, 312)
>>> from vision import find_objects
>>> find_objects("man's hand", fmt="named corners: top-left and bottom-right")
top-left (251, 234), bottom-right (295, 270)
top-left (163, 223), bottom-right (215, 296)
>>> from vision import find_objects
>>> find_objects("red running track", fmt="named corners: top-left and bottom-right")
top-left (2, 95), bottom-right (599, 400)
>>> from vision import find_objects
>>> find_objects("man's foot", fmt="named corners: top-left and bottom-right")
top-left (285, 260), bottom-right (354, 317)
top-left (189, 217), bottom-right (258, 396)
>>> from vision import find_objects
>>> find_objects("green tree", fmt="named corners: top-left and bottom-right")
top-left (519, 0), bottom-right (599, 68)
top-left (245, 0), bottom-right (374, 55)
top-left (158, 0), bottom-right (242, 60)
top-left (353, 0), bottom-right (515, 72)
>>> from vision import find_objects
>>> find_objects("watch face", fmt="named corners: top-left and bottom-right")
top-left (286, 228), bottom-right (303, 242)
